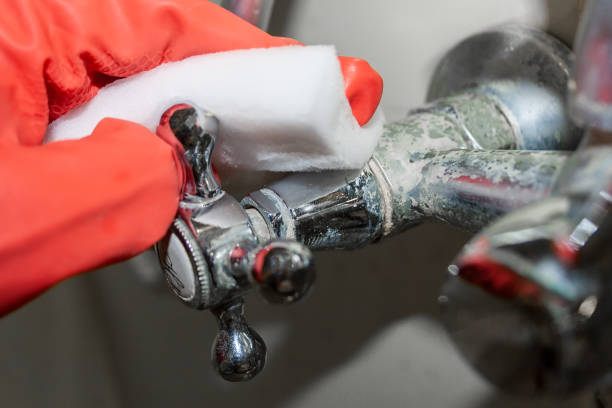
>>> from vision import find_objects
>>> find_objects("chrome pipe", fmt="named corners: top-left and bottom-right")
top-left (241, 26), bottom-right (580, 251)
top-left (220, 0), bottom-right (275, 31)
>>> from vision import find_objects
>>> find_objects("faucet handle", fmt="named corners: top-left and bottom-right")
top-left (208, 240), bottom-right (312, 381)
top-left (158, 103), bottom-right (221, 198)
top-left (156, 103), bottom-right (316, 382)
top-left (230, 240), bottom-right (315, 304)
top-left (211, 297), bottom-right (266, 382)
top-left (250, 241), bottom-right (315, 304)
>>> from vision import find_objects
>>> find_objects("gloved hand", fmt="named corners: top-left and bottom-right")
top-left (0, 0), bottom-right (382, 315)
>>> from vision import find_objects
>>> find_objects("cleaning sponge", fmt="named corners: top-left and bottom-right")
top-left (45, 45), bottom-right (384, 172)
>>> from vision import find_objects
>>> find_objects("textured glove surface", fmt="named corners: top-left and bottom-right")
top-left (0, 0), bottom-right (382, 315)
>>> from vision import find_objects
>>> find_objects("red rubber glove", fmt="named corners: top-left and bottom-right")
top-left (0, 0), bottom-right (383, 316)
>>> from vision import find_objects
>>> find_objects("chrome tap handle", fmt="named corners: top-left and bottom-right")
top-left (209, 240), bottom-right (312, 381)
top-left (239, 240), bottom-right (315, 304)
top-left (156, 103), bottom-right (315, 382)
top-left (160, 104), bottom-right (221, 198)
top-left (211, 298), bottom-right (266, 382)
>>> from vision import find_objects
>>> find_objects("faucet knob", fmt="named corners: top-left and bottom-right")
top-left (157, 217), bottom-right (212, 309)
top-left (156, 103), bottom-right (317, 382)
top-left (211, 298), bottom-right (266, 382)
top-left (158, 103), bottom-right (221, 198)
top-left (250, 241), bottom-right (315, 304)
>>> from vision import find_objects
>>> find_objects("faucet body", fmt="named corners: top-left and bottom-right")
top-left (243, 112), bottom-right (569, 251)
top-left (155, 105), bottom-right (314, 382)
top-left (243, 26), bottom-right (578, 250)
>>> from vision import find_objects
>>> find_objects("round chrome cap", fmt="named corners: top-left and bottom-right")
top-left (156, 217), bottom-right (212, 309)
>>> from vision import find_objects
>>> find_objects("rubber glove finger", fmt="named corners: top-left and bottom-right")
top-left (338, 56), bottom-right (384, 126)
top-left (0, 119), bottom-right (181, 315)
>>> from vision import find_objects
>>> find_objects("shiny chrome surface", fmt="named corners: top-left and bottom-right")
top-left (251, 240), bottom-right (315, 304)
top-left (211, 298), bottom-right (266, 382)
top-left (155, 104), bottom-right (313, 382)
top-left (183, 192), bottom-right (258, 307)
top-left (166, 105), bottom-right (221, 199)
top-left (243, 167), bottom-right (384, 250)
top-left (157, 216), bottom-right (211, 308)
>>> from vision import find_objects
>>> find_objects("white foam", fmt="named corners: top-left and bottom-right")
top-left (45, 45), bottom-right (384, 172)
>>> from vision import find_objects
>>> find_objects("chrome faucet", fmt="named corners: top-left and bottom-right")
top-left (155, 25), bottom-right (584, 383)
top-left (242, 25), bottom-right (579, 248)
top-left (155, 104), bottom-right (314, 382)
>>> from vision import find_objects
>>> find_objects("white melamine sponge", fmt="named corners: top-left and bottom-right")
top-left (45, 45), bottom-right (384, 172)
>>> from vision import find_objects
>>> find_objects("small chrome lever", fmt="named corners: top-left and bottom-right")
top-left (211, 298), bottom-right (266, 382)
top-left (155, 104), bottom-right (314, 382)
top-left (164, 104), bottom-right (221, 198)
top-left (246, 241), bottom-right (314, 304)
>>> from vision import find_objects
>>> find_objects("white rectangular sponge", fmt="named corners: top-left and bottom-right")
top-left (45, 45), bottom-right (384, 172)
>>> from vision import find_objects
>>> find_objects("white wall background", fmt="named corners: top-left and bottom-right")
top-left (1, 1), bottom-right (593, 407)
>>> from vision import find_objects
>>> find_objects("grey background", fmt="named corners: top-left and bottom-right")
top-left (1, 1), bottom-right (594, 407)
